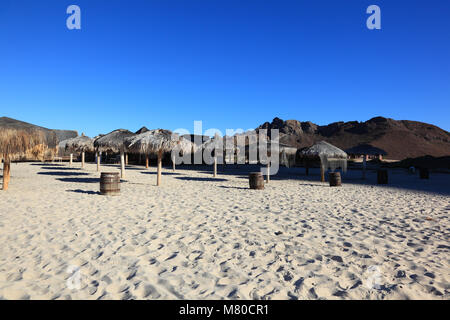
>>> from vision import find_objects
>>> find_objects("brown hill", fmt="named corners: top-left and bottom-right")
top-left (257, 117), bottom-right (450, 160)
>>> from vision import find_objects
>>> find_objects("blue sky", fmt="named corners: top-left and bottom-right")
top-left (0, 0), bottom-right (449, 137)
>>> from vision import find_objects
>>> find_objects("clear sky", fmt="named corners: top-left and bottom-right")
top-left (0, 0), bottom-right (449, 137)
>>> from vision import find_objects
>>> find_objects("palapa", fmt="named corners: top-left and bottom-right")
top-left (300, 141), bottom-right (347, 182)
top-left (94, 129), bottom-right (135, 178)
top-left (65, 135), bottom-right (94, 169)
top-left (125, 129), bottom-right (194, 186)
top-left (346, 144), bottom-right (387, 179)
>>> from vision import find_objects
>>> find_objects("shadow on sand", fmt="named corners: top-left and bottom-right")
top-left (57, 177), bottom-right (99, 183)
top-left (39, 166), bottom-right (82, 171)
top-left (141, 171), bottom-right (181, 176)
top-left (66, 189), bottom-right (101, 195)
top-left (176, 176), bottom-right (228, 182)
top-left (218, 186), bottom-right (248, 190)
top-left (178, 164), bottom-right (450, 195)
top-left (100, 164), bottom-right (144, 171)
top-left (38, 171), bottom-right (90, 176)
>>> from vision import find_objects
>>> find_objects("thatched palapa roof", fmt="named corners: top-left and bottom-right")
top-left (345, 144), bottom-right (387, 156)
top-left (94, 129), bottom-right (135, 153)
top-left (300, 141), bottom-right (348, 172)
top-left (300, 141), bottom-right (347, 158)
top-left (135, 127), bottom-right (150, 134)
top-left (65, 135), bottom-right (95, 153)
top-left (125, 129), bottom-right (195, 155)
top-left (182, 134), bottom-right (211, 147)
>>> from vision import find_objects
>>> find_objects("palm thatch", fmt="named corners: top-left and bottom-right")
top-left (0, 128), bottom-right (45, 156)
top-left (0, 117), bottom-right (57, 150)
top-left (135, 126), bottom-right (150, 134)
top-left (65, 135), bottom-right (95, 153)
top-left (300, 141), bottom-right (348, 173)
top-left (0, 121), bottom-right (57, 190)
top-left (57, 139), bottom-right (71, 157)
top-left (125, 129), bottom-right (195, 185)
top-left (0, 118), bottom-right (58, 158)
top-left (125, 129), bottom-right (194, 155)
top-left (94, 129), bottom-right (135, 153)
top-left (345, 144), bottom-right (387, 156)
top-left (53, 129), bottom-right (78, 142)
top-left (182, 134), bottom-right (211, 147)
top-left (279, 143), bottom-right (297, 168)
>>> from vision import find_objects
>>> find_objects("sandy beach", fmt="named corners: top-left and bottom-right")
top-left (0, 162), bottom-right (448, 300)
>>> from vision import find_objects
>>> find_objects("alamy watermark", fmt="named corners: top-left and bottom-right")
top-left (365, 265), bottom-right (383, 290)
top-left (366, 5), bottom-right (381, 30)
top-left (66, 5), bottom-right (81, 30)
top-left (66, 5), bottom-right (381, 31)
top-left (66, 265), bottom-right (82, 290)
top-left (170, 121), bottom-right (281, 176)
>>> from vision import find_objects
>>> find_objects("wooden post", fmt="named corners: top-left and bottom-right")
top-left (213, 156), bottom-right (217, 177)
top-left (172, 155), bottom-right (176, 172)
top-left (120, 152), bottom-right (125, 179)
top-left (2, 154), bottom-right (10, 191)
top-left (125, 153), bottom-right (129, 166)
top-left (362, 154), bottom-right (367, 180)
top-left (145, 155), bottom-right (149, 169)
top-left (266, 162), bottom-right (270, 183)
top-left (320, 166), bottom-right (325, 182)
top-left (157, 149), bottom-right (162, 186)
top-left (96, 151), bottom-right (100, 172)
top-left (69, 153), bottom-right (73, 167)
top-left (81, 151), bottom-right (85, 169)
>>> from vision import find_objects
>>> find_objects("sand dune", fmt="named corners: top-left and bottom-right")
top-left (0, 162), bottom-right (448, 300)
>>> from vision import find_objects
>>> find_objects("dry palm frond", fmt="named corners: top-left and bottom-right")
top-left (65, 135), bottom-right (95, 153)
top-left (125, 129), bottom-right (195, 155)
top-left (94, 129), bottom-right (135, 153)
top-left (300, 141), bottom-right (348, 172)
top-left (0, 128), bottom-right (50, 157)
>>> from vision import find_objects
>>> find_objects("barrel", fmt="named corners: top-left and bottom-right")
top-left (329, 172), bottom-right (341, 187)
top-left (377, 169), bottom-right (388, 184)
top-left (100, 172), bottom-right (120, 195)
top-left (419, 168), bottom-right (429, 179)
top-left (249, 172), bottom-right (264, 190)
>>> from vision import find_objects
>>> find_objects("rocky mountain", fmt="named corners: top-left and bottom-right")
top-left (257, 117), bottom-right (450, 160)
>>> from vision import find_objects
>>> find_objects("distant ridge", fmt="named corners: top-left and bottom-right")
top-left (257, 116), bottom-right (450, 160)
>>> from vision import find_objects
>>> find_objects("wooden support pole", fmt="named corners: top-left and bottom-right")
top-left (157, 150), bottom-right (162, 186)
top-left (69, 153), bottom-right (73, 167)
top-left (97, 151), bottom-right (100, 172)
top-left (266, 162), bottom-right (270, 183)
top-left (145, 155), bottom-right (149, 169)
top-left (320, 165), bottom-right (325, 182)
top-left (120, 152), bottom-right (125, 179)
top-left (213, 156), bottom-right (217, 177)
top-left (125, 153), bottom-right (129, 166)
top-left (81, 151), bottom-right (85, 169)
top-left (362, 154), bottom-right (367, 180)
top-left (172, 155), bottom-right (176, 172)
top-left (2, 154), bottom-right (10, 191)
